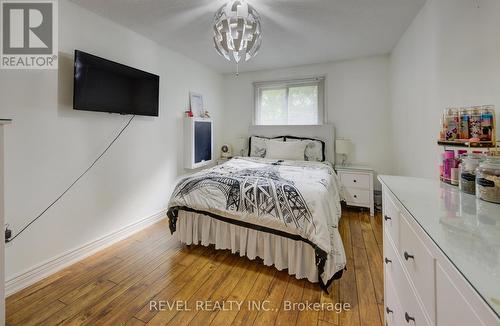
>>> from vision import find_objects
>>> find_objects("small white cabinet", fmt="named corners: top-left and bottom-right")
top-left (184, 117), bottom-right (213, 169)
top-left (336, 165), bottom-right (374, 216)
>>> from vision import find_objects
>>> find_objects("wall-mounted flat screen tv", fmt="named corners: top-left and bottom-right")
top-left (73, 50), bottom-right (159, 116)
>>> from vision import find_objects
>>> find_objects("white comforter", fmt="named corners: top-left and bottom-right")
top-left (167, 157), bottom-right (346, 289)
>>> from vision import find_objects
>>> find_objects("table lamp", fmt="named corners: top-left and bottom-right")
top-left (235, 136), bottom-right (248, 156)
top-left (335, 139), bottom-right (352, 166)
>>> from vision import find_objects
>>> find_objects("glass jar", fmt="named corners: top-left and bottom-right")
top-left (476, 157), bottom-right (500, 204)
top-left (459, 154), bottom-right (483, 195)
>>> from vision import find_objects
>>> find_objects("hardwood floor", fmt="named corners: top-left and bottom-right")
top-left (6, 209), bottom-right (384, 326)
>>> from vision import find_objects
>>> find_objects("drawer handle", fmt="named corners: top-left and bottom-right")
top-left (384, 215), bottom-right (391, 221)
top-left (405, 312), bottom-right (415, 323)
top-left (386, 307), bottom-right (393, 314)
top-left (384, 257), bottom-right (392, 264)
top-left (404, 251), bottom-right (415, 261)
top-left (353, 179), bottom-right (357, 183)
top-left (354, 195), bottom-right (358, 198)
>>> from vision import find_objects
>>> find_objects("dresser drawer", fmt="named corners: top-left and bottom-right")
top-left (339, 172), bottom-right (370, 189)
top-left (436, 264), bottom-right (484, 326)
top-left (385, 275), bottom-right (405, 326)
top-left (384, 233), bottom-right (430, 326)
top-left (383, 230), bottom-right (398, 284)
top-left (383, 191), bottom-right (400, 248)
top-left (344, 187), bottom-right (371, 205)
top-left (399, 213), bottom-right (436, 323)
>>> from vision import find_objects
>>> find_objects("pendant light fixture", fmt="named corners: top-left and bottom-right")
top-left (213, 0), bottom-right (262, 75)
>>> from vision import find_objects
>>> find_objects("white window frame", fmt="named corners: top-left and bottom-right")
top-left (253, 76), bottom-right (326, 126)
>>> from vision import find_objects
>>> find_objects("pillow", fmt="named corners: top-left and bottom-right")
top-left (248, 136), bottom-right (284, 158)
top-left (265, 140), bottom-right (308, 160)
top-left (285, 136), bottom-right (325, 162)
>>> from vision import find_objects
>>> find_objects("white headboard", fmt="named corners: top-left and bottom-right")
top-left (248, 125), bottom-right (336, 163)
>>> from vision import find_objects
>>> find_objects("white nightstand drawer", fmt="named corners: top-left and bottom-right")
top-left (344, 188), bottom-right (370, 205)
top-left (339, 172), bottom-right (370, 189)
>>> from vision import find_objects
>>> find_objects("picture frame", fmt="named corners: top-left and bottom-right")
top-left (189, 92), bottom-right (204, 117)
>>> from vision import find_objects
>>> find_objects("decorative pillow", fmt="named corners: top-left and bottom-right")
top-left (265, 140), bottom-right (308, 161)
top-left (248, 136), bottom-right (284, 158)
top-left (285, 136), bottom-right (325, 162)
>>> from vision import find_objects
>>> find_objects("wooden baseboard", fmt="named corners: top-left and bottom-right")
top-left (5, 210), bottom-right (167, 296)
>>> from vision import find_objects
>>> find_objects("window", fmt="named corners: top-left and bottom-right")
top-left (254, 77), bottom-right (325, 125)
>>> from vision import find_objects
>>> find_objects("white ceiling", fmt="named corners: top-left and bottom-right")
top-left (69, 0), bottom-right (426, 74)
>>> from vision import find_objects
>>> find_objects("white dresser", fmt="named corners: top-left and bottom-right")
top-left (379, 176), bottom-right (499, 326)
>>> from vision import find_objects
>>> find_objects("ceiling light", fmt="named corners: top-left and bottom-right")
top-left (213, 0), bottom-right (262, 74)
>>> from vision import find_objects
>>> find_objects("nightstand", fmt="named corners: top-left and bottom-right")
top-left (336, 165), bottom-right (374, 216)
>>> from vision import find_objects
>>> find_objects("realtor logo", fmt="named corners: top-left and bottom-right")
top-left (1, 0), bottom-right (58, 69)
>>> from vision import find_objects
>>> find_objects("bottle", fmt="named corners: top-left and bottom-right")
top-left (480, 105), bottom-right (494, 142)
top-left (445, 108), bottom-right (459, 141)
top-left (469, 107), bottom-right (482, 139)
top-left (459, 108), bottom-right (469, 139)
top-left (443, 150), bottom-right (455, 184)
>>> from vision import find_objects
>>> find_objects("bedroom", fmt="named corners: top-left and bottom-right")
top-left (0, 0), bottom-right (499, 325)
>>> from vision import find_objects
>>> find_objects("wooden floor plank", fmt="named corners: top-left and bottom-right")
top-left (227, 265), bottom-right (278, 326)
top-left (359, 212), bottom-right (384, 303)
top-left (132, 246), bottom-right (218, 323)
top-left (61, 245), bottom-right (205, 326)
top-left (165, 252), bottom-right (243, 326)
top-left (252, 271), bottom-right (289, 326)
top-left (6, 209), bottom-right (382, 326)
top-left (208, 258), bottom-right (262, 326)
top-left (370, 213), bottom-right (383, 254)
top-left (350, 211), bottom-right (382, 326)
top-left (6, 256), bottom-right (123, 325)
top-left (295, 280), bottom-right (322, 326)
top-left (125, 317), bottom-right (147, 326)
top-left (186, 256), bottom-right (255, 326)
top-left (80, 245), bottom-right (213, 326)
top-left (38, 280), bottom-right (116, 325)
top-left (274, 277), bottom-right (304, 326)
top-left (338, 210), bottom-right (361, 326)
top-left (359, 211), bottom-right (384, 321)
top-left (145, 250), bottom-right (231, 325)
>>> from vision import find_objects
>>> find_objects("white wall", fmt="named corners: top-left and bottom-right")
top-left (0, 0), bottom-right (223, 281)
top-left (390, 0), bottom-right (500, 178)
top-left (221, 56), bottom-right (393, 186)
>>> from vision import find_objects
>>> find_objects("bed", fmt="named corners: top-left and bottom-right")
top-left (167, 125), bottom-right (347, 292)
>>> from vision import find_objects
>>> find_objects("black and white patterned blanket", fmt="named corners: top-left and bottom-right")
top-left (167, 157), bottom-right (346, 291)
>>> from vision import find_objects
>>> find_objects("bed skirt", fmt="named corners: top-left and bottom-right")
top-left (175, 210), bottom-right (343, 287)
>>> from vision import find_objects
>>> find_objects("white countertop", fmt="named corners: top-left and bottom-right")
top-left (379, 175), bottom-right (500, 317)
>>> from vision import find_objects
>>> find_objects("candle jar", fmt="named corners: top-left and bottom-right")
top-left (476, 157), bottom-right (500, 204)
top-left (459, 154), bottom-right (483, 195)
